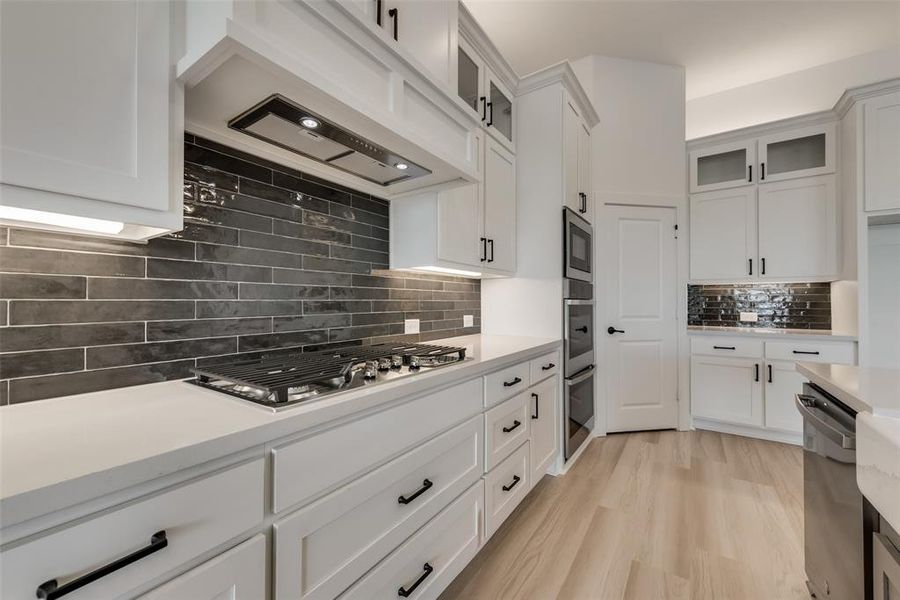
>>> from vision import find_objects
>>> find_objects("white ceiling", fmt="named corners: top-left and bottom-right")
top-left (464, 0), bottom-right (900, 100)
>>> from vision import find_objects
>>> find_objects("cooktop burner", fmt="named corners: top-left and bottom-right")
top-left (190, 343), bottom-right (468, 409)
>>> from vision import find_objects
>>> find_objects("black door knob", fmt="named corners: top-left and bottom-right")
top-left (607, 327), bottom-right (625, 335)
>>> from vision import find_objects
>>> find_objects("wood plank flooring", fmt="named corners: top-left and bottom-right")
top-left (439, 430), bottom-right (808, 600)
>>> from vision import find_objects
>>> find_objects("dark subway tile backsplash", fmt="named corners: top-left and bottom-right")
top-left (688, 283), bottom-right (831, 329)
top-left (0, 134), bottom-right (481, 405)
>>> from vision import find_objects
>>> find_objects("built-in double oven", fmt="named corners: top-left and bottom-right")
top-left (563, 207), bottom-right (595, 460)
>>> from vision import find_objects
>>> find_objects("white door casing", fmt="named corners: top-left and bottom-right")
top-left (603, 205), bottom-right (678, 432)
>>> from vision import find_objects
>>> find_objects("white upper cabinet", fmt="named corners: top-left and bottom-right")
top-left (757, 123), bottom-right (835, 183)
top-left (863, 91), bottom-right (900, 212)
top-left (757, 174), bottom-right (838, 280)
top-left (690, 187), bottom-right (758, 281)
top-left (483, 134), bottom-right (517, 273)
top-left (563, 95), bottom-right (593, 221)
top-left (456, 35), bottom-right (486, 122)
top-left (689, 140), bottom-right (756, 193)
top-left (0, 0), bottom-right (183, 240)
top-left (578, 120), bottom-right (593, 222)
top-left (485, 66), bottom-right (515, 152)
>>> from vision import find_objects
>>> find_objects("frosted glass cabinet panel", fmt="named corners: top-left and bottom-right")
top-left (758, 123), bottom-right (835, 183)
top-left (456, 36), bottom-right (483, 120)
top-left (689, 141), bottom-right (755, 193)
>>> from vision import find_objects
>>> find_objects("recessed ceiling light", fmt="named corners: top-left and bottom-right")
top-left (395, 163), bottom-right (409, 170)
top-left (300, 117), bottom-right (319, 129)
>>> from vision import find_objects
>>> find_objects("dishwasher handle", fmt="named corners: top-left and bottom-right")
top-left (795, 394), bottom-right (856, 450)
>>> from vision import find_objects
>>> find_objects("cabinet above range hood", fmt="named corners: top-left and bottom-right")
top-left (177, 0), bottom-right (481, 198)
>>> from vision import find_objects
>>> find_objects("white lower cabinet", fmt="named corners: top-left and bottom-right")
top-left (138, 535), bottom-right (266, 600)
top-left (691, 355), bottom-right (764, 427)
top-left (273, 416), bottom-right (483, 600)
top-left (483, 441), bottom-right (530, 540)
top-left (529, 377), bottom-right (559, 489)
top-left (763, 360), bottom-right (806, 434)
top-left (338, 481), bottom-right (484, 600)
top-left (484, 393), bottom-right (530, 471)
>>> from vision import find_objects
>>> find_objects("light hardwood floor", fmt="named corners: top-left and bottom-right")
top-left (440, 430), bottom-right (808, 600)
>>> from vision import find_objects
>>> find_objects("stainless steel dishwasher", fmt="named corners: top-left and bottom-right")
top-left (797, 383), bottom-right (877, 600)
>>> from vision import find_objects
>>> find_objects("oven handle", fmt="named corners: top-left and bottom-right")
top-left (795, 394), bottom-right (856, 450)
top-left (565, 364), bottom-right (595, 386)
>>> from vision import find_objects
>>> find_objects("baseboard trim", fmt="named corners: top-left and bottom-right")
top-left (693, 418), bottom-right (802, 446)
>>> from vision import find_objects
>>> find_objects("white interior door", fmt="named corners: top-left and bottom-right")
top-left (603, 205), bottom-right (678, 432)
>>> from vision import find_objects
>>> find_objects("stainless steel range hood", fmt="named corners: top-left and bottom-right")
top-left (228, 94), bottom-right (431, 186)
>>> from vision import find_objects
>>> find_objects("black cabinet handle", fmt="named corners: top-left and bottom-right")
top-left (792, 350), bottom-right (821, 355)
top-left (576, 326), bottom-right (589, 334)
top-left (748, 258), bottom-right (753, 275)
top-left (480, 96), bottom-right (487, 122)
top-left (36, 531), bottom-right (168, 599)
top-left (607, 327), bottom-right (624, 335)
top-left (486, 101), bottom-right (493, 127)
top-left (502, 475), bottom-right (521, 492)
top-left (760, 162), bottom-right (766, 180)
top-left (387, 7), bottom-right (398, 41)
top-left (761, 257), bottom-right (766, 275)
top-left (748, 164), bottom-right (752, 182)
top-left (488, 238), bottom-right (494, 263)
top-left (713, 345), bottom-right (736, 350)
top-left (541, 363), bottom-right (555, 371)
top-left (754, 363), bottom-right (760, 382)
top-left (502, 420), bottom-right (521, 433)
top-left (398, 478), bottom-right (433, 505)
top-left (398, 563), bottom-right (433, 597)
top-left (578, 192), bottom-right (587, 213)
top-left (375, 0), bottom-right (383, 26)
top-left (480, 237), bottom-right (487, 262)
top-left (503, 376), bottom-right (521, 387)
top-left (767, 364), bottom-right (773, 383)
top-left (531, 393), bottom-right (539, 419)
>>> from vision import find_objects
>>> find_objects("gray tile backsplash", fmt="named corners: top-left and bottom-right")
top-left (0, 135), bottom-right (481, 405)
top-left (688, 282), bottom-right (831, 329)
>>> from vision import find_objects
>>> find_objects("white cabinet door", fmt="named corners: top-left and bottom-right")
top-left (764, 360), bottom-right (804, 434)
top-left (758, 123), bottom-right (835, 184)
top-left (484, 66), bottom-right (515, 152)
top-left (689, 140), bottom-right (756, 193)
top-left (563, 97), bottom-right (581, 215)
top-left (138, 535), bottom-right (266, 600)
top-left (382, 0), bottom-right (455, 86)
top-left (578, 120), bottom-right (593, 222)
top-left (529, 377), bottom-right (559, 488)
top-left (690, 187), bottom-right (758, 281)
top-left (757, 174), bottom-right (838, 280)
top-left (438, 130), bottom-right (484, 268)
top-left (0, 0), bottom-right (178, 215)
top-left (864, 91), bottom-right (900, 212)
top-left (456, 35), bottom-right (486, 122)
top-left (691, 355), bottom-right (763, 427)
top-left (483, 135), bottom-right (516, 273)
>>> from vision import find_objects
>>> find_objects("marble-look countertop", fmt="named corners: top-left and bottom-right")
top-left (687, 325), bottom-right (858, 341)
top-left (0, 334), bottom-right (559, 528)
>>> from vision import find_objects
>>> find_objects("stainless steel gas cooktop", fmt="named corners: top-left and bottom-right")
top-left (189, 343), bottom-right (468, 410)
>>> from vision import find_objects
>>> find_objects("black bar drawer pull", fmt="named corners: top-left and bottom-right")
top-left (541, 363), bottom-right (555, 371)
top-left (479, 237), bottom-right (487, 262)
top-left (502, 420), bottom-right (521, 433)
top-left (754, 363), bottom-right (760, 382)
top-left (375, 0), bottom-right (383, 26)
top-left (503, 377), bottom-right (521, 387)
top-left (713, 345), bottom-right (736, 350)
top-left (792, 350), bottom-right (821, 355)
top-left (488, 238), bottom-right (494, 263)
top-left (761, 162), bottom-right (766, 180)
top-left (502, 475), bottom-right (521, 492)
top-left (761, 257), bottom-right (766, 275)
top-left (36, 531), bottom-right (168, 599)
top-left (387, 7), bottom-right (398, 41)
top-left (748, 164), bottom-right (752, 182)
top-left (531, 393), bottom-right (539, 419)
top-left (768, 364), bottom-right (773, 383)
top-left (398, 563), bottom-right (433, 597)
top-left (398, 478), bottom-right (433, 505)
top-left (486, 101), bottom-right (493, 127)
top-left (748, 258), bottom-right (753, 275)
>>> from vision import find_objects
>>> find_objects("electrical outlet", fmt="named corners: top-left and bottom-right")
top-left (463, 314), bottom-right (474, 327)
top-left (404, 318), bottom-right (420, 334)
top-left (740, 311), bottom-right (759, 323)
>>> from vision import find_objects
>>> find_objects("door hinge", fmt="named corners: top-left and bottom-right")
top-left (674, 224), bottom-right (679, 239)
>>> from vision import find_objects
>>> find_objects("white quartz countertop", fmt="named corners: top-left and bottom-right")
top-left (0, 334), bottom-right (559, 527)
top-left (687, 325), bottom-right (858, 341)
top-left (795, 362), bottom-right (900, 417)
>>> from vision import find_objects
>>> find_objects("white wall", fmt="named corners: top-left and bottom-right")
top-left (687, 47), bottom-right (900, 139)
top-left (572, 55), bottom-right (686, 197)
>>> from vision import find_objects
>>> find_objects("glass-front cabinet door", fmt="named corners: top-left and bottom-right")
top-left (689, 140), bottom-right (756, 193)
top-left (456, 36), bottom-right (484, 120)
top-left (757, 123), bottom-right (835, 184)
top-left (484, 66), bottom-right (514, 152)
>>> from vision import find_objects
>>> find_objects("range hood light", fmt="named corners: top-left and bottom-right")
top-left (395, 163), bottom-right (409, 170)
top-left (407, 266), bottom-right (482, 278)
top-left (300, 117), bottom-right (319, 129)
top-left (0, 206), bottom-right (124, 235)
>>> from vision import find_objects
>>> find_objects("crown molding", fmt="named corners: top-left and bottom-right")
top-left (517, 61), bottom-right (600, 127)
top-left (458, 3), bottom-right (518, 93)
top-left (834, 77), bottom-right (900, 118)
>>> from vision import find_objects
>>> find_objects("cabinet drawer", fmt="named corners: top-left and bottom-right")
top-left (690, 336), bottom-right (763, 358)
top-left (484, 362), bottom-right (530, 407)
top-left (138, 534), bottom-right (266, 600)
top-left (764, 340), bottom-right (855, 364)
top-left (273, 416), bottom-right (483, 600)
top-left (272, 378), bottom-right (482, 512)
top-left (1, 459), bottom-right (264, 600)
top-left (484, 441), bottom-right (530, 540)
top-left (338, 481), bottom-right (483, 600)
top-left (530, 351), bottom-right (560, 384)
top-left (484, 393), bottom-right (530, 471)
